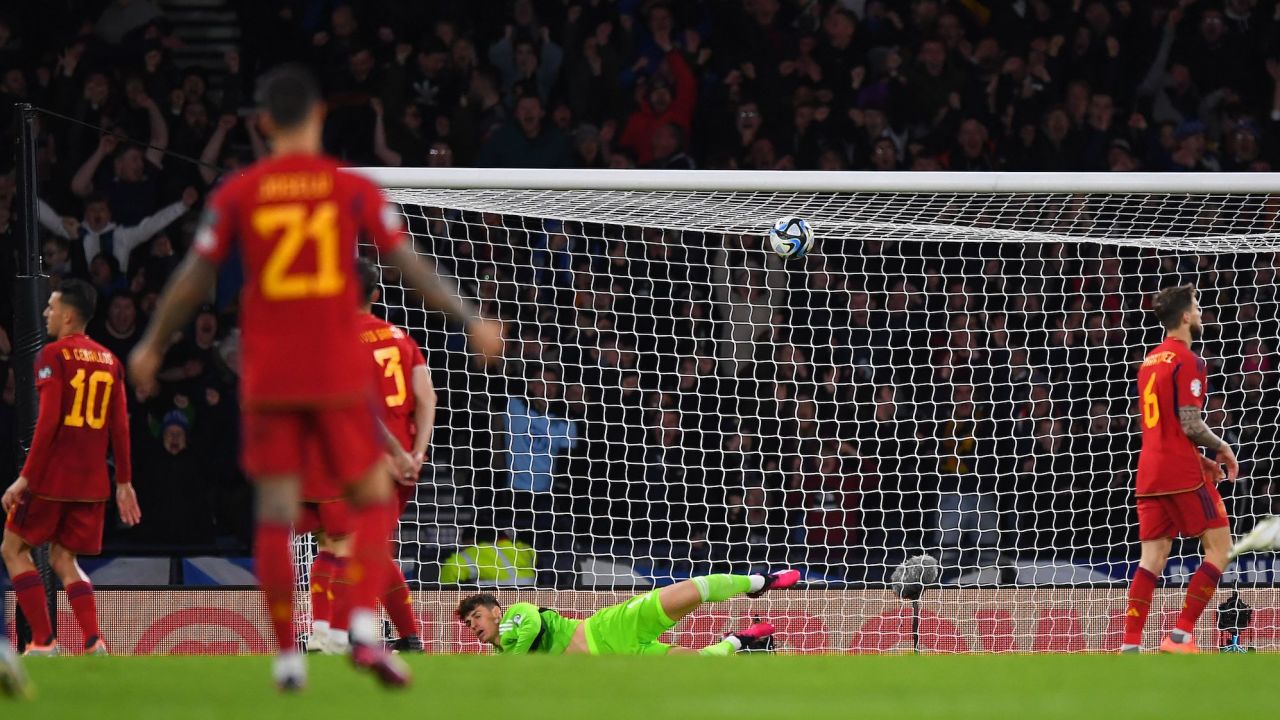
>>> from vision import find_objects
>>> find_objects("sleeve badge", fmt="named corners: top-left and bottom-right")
top-left (1190, 378), bottom-right (1202, 397)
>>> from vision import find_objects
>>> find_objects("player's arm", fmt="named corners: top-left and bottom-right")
top-left (1178, 405), bottom-right (1239, 481)
top-left (410, 364), bottom-right (436, 463)
top-left (130, 253), bottom-right (218, 393)
top-left (1, 357), bottom-right (62, 513)
top-left (110, 365), bottom-right (140, 526)
top-left (130, 191), bottom-right (230, 393)
top-left (377, 419), bottom-right (417, 483)
top-left (382, 243), bottom-right (499, 349)
top-left (502, 608), bottom-right (544, 655)
top-left (359, 183), bottom-right (503, 360)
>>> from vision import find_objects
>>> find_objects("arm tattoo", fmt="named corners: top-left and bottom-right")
top-left (1178, 405), bottom-right (1225, 451)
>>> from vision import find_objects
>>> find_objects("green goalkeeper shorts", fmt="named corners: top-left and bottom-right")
top-left (582, 589), bottom-right (676, 655)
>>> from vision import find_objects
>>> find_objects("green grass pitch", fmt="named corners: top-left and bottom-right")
top-left (7, 654), bottom-right (1276, 719)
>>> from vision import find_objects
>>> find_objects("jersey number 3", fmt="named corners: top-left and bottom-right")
top-left (254, 201), bottom-right (343, 300)
top-left (1142, 373), bottom-right (1160, 429)
top-left (65, 369), bottom-right (113, 429)
top-left (373, 346), bottom-right (407, 408)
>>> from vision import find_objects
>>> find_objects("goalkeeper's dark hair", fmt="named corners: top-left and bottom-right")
top-left (254, 63), bottom-right (321, 130)
top-left (1152, 283), bottom-right (1196, 330)
top-left (356, 256), bottom-right (379, 303)
top-left (57, 279), bottom-right (97, 326)
top-left (456, 593), bottom-right (501, 620)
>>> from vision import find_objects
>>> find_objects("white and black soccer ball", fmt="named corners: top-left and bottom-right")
top-left (767, 216), bottom-right (814, 259)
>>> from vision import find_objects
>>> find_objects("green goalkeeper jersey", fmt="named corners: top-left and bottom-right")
top-left (497, 603), bottom-right (580, 655)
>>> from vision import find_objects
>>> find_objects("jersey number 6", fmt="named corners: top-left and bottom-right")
top-left (1142, 373), bottom-right (1160, 429)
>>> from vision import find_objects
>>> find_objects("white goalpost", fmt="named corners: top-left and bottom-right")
top-left (355, 169), bottom-right (1280, 653)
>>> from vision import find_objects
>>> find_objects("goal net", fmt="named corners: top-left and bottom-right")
top-left (360, 170), bottom-right (1280, 653)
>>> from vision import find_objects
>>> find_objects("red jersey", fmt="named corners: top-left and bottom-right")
top-left (21, 334), bottom-right (131, 501)
top-left (358, 313), bottom-right (426, 450)
top-left (1136, 336), bottom-right (1209, 496)
top-left (192, 154), bottom-right (405, 408)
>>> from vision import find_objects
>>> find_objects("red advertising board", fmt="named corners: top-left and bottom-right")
top-left (6, 588), bottom-right (1277, 654)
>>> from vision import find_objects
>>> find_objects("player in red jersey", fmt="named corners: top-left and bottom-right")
top-left (308, 258), bottom-right (435, 654)
top-left (128, 64), bottom-right (501, 689)
top-left (1122, 283), bottom-right (1240, 654)
top-left (2, 280), bottom-right (141, 656)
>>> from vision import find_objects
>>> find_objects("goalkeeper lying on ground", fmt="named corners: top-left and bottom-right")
top-left (457, 569), bottom-right (799, 656)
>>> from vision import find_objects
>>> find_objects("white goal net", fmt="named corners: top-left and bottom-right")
top-left (363, 170), bottom-right (1280, 653)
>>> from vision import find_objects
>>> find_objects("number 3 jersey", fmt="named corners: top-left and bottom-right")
top-left (1136, 336), bottom-right (1209, 497)
top-left (193, 154), bottom-right (406, 409)
top-left (357, 312), bottom-right (426, 450)
top-left (22, 334), bottom-right (131, 501)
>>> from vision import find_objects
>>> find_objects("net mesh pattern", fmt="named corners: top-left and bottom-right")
top-left (329, 185), bottom-right (1280, 652)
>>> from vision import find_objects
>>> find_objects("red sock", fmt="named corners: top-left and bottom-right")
top-left (380, 554), bottom-right (417, 639)
top-left (65, 581), bottom-right (101, 645)
top-left (1123, 567), bottom-right (1157, 646)
top-left (1176, 561), bottom-right (1223, 635)
top-left (254, 522), bottom-right (296, 652)
top-left (343, 501), bottom-right (395, 643)
top-left (310, 551), bottom-right (337, 625)
top-left (12, 571), bottom-right (53, 646)
top-left (330, 557), bottom-right (351, 633)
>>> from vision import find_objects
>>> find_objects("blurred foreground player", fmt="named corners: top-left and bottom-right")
top-left (129, 64), bottom-right (502, 689)
top-left (310, 259), bottom-right (435, 654)
top-left (0, 621), bottom-right (30, 698)
top-left (2, 280), bottom-right (141, 657)
top-left (1123, 284), bottom-right (1239, 653)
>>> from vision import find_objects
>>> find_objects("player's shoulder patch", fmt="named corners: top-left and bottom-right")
top-left (37, 365), bottom-right (53, 381)
top-left (1190, 378), bottom-right (1203, 398)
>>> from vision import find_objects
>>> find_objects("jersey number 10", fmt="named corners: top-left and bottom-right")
top-left (64, 369), bottom-right (114, 429)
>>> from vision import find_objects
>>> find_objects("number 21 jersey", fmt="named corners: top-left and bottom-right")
top-left (1136, 336), bottom-right (1208, 497)
top-left (193, 154), bottom-right (406, 409)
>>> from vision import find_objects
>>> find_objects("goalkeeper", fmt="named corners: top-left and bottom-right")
top-left (457, 569), bottom-right (799, 656)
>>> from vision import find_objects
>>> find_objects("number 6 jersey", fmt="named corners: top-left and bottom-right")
top-left (192, 156), bottom-right (406, 409)
top-left (1136, 336), bottom-right (1209, 497)
top-left (22, 334), bottom-right (131, 501)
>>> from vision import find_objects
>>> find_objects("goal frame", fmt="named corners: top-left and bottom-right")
top-left (357, 168), bottom-right (1280, 195)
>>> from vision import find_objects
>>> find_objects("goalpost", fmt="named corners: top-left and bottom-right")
top-left (354, 169), bottom-right (1280, 653)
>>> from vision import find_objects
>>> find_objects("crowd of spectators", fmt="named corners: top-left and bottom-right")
top-left (0, 0), bottom-right (1278, 582)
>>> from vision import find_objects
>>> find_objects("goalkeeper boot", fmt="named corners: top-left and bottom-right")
top-left (747, 569), bottom-right (801, 599)
top-left (731, 621), bottom-right (777, 653)
top-left (1159, 632), bottom-right (1200, 655)
top-left (390, 635), bottom-right (424, 653)
top-left (351, 642), bottom-right (411, 689)
top-left (272, 651), bottom-right (307, 693)
top-left (22, 641), bottom-right (59, 657)
top-left (0, 642), bottom-right (33, 699)
top-left (84, 636), bottom-right (108, 656)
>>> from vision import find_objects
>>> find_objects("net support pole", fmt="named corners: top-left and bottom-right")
top-left (11, 104), bottom-right (52, 651)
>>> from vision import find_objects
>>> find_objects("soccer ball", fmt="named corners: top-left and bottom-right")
top-left (768, 216), bottom-right (814, 259)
